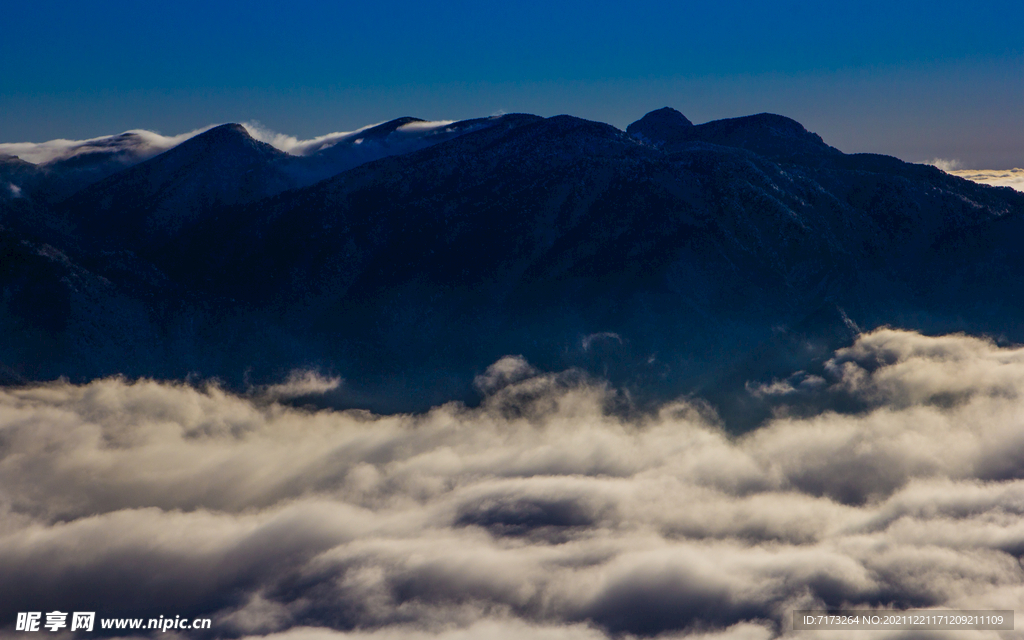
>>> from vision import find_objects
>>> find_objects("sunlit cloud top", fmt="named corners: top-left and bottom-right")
top-left (948, 168), bottom-right (1024, 193)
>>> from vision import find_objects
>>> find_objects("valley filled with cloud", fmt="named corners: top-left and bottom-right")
top-left (2, 328), bottom-right (1023, 639)
top-left (5, 1), bottom-right (1024, 637)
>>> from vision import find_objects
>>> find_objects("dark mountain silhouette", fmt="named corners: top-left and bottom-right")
top-left (3, 117), bottom-right (508, 212)
top-left (1, 132), bottom-right (176, 204)
top-left (628, 107), bottom-right (839, 162)
top-left (2, 108), bottom-right (1023, 425)
top-left (0, 155), bottom-right (45, 205)
top-left (288, 115), bottom-right (508, 186)
top-left (38, 132), bottom-right (167, 201)
top-left (0, 155), bottom-right (40, 189)
top-left (59, 124), bottom-right (292, 251)
top-left (625, 106), bottom-right (693, 142)
top-left (52, 117), bottom-right (521, 254)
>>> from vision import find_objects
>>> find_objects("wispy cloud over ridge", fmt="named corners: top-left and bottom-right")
top-left (0, 120), bottom-right (462, 166)
top-left (925, 158), bottom-right (963, 172)
top-left (242, 120), bottom-right (457, 156)
top-left (0, 127), bottom-right (217, 165)
top-left (2, 329), bottom-right (1024, 638)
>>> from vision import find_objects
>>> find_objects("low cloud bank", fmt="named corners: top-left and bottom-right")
top-left (926, 161), bottom-right (1023, 193)
top-left (2, 329), bottom-right (1024, 638)
top-left (949, 168), bottom-right (1024, 193)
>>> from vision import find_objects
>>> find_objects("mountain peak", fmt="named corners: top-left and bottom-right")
top-left (626, 108), bottom-right (694, 144)
top-left (691, 113), bottom-right (839, 160)
top-left (191, 123), bottom-right (255, 144)
top-left (358, 117), bottom-right (427, 140)
top-left (700, 113), bottom-right (814, 138)
top-left (214, 123), bottom-right (249, 134)
top-left (159, 123), bottom-right (286, 164)
top-left (60, 123), bottom-right (291, 247)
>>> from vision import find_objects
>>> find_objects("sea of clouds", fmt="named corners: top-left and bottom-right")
top-left (948, 169), bottom-right (1024, 194)
top-left (2, 328), bottom-right (1024, 639)
top-left (927, 160), bottom-right (1024, 193)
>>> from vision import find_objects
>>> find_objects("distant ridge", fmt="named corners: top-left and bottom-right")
top-left (2, 107), bottom-right (1023, 421)
top-left (351, 116), bottom-right (426, 140)
top-left (627, 108), bottom-right (838, 161)
top-left (62, 123), bottom-right (292, 249)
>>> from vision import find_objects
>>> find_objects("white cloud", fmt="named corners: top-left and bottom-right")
top-left (581, 332), bottom-right (622, 351)
top-left (948, 168), bottom-right (1024, 193)
top-left (258, 370), bottom-right (343, 401)
top-left (926, 158), bottom-right (962, 171)
top-left (927, 159), bottom-right (1024, 193)
top-left (4, 330), bottom-right (1024, 637)
top-left (473, 355), bottom-right (537, 393)
top-left (0, 126), bottom-right (217, 165)
top-left (242, 120), bottom-right (459, 156)
top-left (393, 120), bottom-right (457, 133)
top-left (0, 118), bottom-right (491, 173)
top-left (6, 183), bottom-right (21, 197)
top-left (240, 121), bottom-right (364, 156)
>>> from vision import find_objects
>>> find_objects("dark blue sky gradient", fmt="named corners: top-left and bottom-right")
top-left (2, 0), bottom-right (1022, 166)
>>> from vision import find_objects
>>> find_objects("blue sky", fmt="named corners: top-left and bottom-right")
top-left (1, 0), bottom-right (1022, 166)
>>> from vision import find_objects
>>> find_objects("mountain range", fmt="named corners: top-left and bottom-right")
top-left (3, 108), bottom-right (1023, 426)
